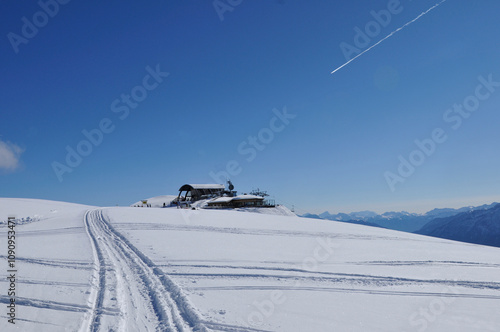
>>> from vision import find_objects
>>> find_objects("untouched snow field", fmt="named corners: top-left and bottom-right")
top-left (1, 198), bottom-right (500, 331)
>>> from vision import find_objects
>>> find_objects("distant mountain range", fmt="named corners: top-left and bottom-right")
top-left (302, 202), bottom-right (500, 247)
top-left (416, 203), bottom-right (500, 247)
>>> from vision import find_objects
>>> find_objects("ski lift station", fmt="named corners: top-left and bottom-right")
top-left (177, 184), bottom-right (226, 202)
top-left (206, 194), bottom-right (268, 208)
top-left (173, 182), bottom-right (275, 209)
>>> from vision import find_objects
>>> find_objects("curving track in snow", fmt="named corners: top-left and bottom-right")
top-left (82, 209), bottom-right (208, 332)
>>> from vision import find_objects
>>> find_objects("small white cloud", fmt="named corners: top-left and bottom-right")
top-left (0, 140), bottom-right (24, 171)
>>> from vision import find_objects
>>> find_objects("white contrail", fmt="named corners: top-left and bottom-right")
top-left (331, 0), bottom-right (447, 75)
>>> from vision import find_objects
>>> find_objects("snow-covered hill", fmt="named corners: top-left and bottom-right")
top-left (131, 195), bottom-right (178, 208)
top-left (1, 198), bottom-right (500, 331)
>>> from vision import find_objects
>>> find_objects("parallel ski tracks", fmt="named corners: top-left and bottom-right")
top-left (83, 209), bottom-right (208, 332)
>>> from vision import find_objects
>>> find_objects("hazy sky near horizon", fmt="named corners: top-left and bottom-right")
top-left (2, 0), bottom-right (500, 214)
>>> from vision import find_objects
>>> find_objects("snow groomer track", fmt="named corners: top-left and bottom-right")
top-left (83, 209), bottom-right (208, 332)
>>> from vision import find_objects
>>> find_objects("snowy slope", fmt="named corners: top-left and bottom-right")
top-left (1, 198), bottom-right (500, 331)
top-left (131, 195), bottom-right (178, 207)
top-left (0, 199), bottom-right (94, 331)
top-left (232, 204), bottom-right (296, 216)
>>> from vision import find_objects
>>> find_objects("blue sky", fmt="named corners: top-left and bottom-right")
top-left (1, 0), bottom-right (500, 214)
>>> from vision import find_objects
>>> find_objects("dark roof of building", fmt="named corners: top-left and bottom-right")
top-left (178, 184), bottom-right (225, 191)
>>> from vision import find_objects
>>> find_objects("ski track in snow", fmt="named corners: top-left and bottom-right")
top-left (0, 255), bottom-right (91, 270)
top-left (16, 226), bottom-right (86, 237)
top-left (185, 285), bottom-right (500, 300)
top-left (82, 209), bottom-right (209, 332)
top-left (0, 296), bottom-right (92, 313)
top-left (113, 222), bottom-right (419, 242)
top-left (161, 263), bottom-right (500, 292)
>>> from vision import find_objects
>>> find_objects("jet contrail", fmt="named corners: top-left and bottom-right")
top-left (331, 0), bottom-right (447, 75)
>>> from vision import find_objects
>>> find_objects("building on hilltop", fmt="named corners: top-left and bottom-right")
top-left (207, 194), bottom-right (275, 209)
top-left (171, 182), bottom-right (275, 209)
top-left (176, 184), bottom-right (226, 204)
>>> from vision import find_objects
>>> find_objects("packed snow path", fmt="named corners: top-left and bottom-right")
top-left (83, 209), bottom-right (207, 332)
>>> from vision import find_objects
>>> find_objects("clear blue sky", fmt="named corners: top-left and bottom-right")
top-left (1, 0), bottom-right (500, 214)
